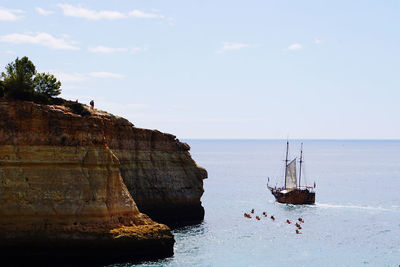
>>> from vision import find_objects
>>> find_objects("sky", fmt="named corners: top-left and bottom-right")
top-left (0, 0), bottom-right (399, 139)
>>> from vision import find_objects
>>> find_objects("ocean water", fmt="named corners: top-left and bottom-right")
top-left (135, 140), bottom-right (400, 267)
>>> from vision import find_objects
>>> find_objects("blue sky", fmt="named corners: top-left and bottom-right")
top-left (0, 1), bottom-right (399, 139)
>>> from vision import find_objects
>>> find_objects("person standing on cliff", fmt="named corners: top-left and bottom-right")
top-left (90, 100), bottom-right (94, 110)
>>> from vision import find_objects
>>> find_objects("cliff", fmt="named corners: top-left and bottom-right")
top-left (0, 100), bottom-right (206, 263)
top-left (103, 124), bottom-right (207, 226)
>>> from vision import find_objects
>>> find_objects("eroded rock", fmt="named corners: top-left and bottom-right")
top-left (0, 100), bottom-right (178, 264)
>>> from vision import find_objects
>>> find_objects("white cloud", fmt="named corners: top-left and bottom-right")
top-left (315, 39), bottom-right (323, 45)
top-left (58, 4), bottom-right (165, 20)
top-left (0, 6), bottom-right (24, 21)
top-left (129, 10), bottom-right (164, 19)
top-left (217, 42), bottom-right (249, 53)
top-left (88, 45), bottom-right (148, 54)
top-left (287, 43), bottom-right (303, 50)
top-left (46, 71), bottom-right (125, 83)
top-left (35, 7), bottom-right (53, 16)
top-left (88, 46), bottom-right (127, 53)
top-left (0, 32), bottom-right (79, 50)
top-left (58, 4), bottom-right (127, 20)
top-left (129, 46), bottom-right (148, 54)
top-left (88, 72), bottom-right (124, 79)
top-left (50, 71), bottom-right (88, 83)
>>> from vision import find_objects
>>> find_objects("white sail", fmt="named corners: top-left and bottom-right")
top-left (285, 158), bottom-right (297, 189)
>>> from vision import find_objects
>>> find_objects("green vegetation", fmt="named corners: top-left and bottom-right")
top-left (33, 73), bottom-right (61, 98)
top-left (1, 56), bottom-right (62, 101)
top-left (0, 56), bottom-right (91, 116)
top-left (1, 56), bottom-right (62, 102)
top-left (1, 56), bottom-right (37, 100)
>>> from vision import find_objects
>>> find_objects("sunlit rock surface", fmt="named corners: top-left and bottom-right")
top-left (0, 100), bottom-right (207, 263)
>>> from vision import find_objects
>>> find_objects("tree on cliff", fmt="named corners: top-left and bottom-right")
top-left (1, 56), bottom-right (62, 101)
top-left (1, 56), bottom-right (36, 99)
top-left (33, 73), bottom-right (61, 98)
top-left (0, 57), bottom-right (92, 116)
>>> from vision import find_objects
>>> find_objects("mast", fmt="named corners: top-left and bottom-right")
top-left (298, 143), bottom-right (303, 188)
top-left (284, 141), bottom-right (289, 189)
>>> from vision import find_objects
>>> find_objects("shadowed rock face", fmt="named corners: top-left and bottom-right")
top-left (0, 100), bottom-right (208, 263)
top-left (104, 131), bottom-right (208, 226)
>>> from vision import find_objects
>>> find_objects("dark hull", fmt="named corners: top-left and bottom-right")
top-left (268, 187), bottom-right (315, 205)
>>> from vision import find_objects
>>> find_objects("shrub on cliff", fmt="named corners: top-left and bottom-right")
top-left (33, 73), bottom-right (62, 98)
top-left (65, 101), bottom-right (91, 117)
top-left (1, 57), bottom-right (91, 116)
top-left (1, 57), bottom-right (62, 102)
top-left (1, 57), bottom-right (36, 100)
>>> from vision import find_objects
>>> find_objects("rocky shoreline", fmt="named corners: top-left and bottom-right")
top-left (1, 222), bottom-right (174, 265)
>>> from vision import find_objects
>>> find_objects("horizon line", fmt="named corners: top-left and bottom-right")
top-left (180, 138), bottom-right (400, 141)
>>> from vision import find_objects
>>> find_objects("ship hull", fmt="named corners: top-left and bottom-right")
top-left (268, 187), bottom-right (315, 205)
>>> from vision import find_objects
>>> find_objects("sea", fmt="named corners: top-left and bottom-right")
top-left (132, 140), bottom-right (400, 267)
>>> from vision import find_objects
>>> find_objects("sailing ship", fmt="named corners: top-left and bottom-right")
top-left (267, 142), bottom-right (315, 205)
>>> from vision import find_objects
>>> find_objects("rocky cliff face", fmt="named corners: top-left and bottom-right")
top-left (103, 127), bottom-right (208, 226)
top-left (0, 100), bottom-right (206, 263)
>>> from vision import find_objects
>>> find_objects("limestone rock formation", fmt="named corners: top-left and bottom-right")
top-left (104, 129), bottom-right (208, 226)
top-left (0, 100), bottom-right (207, 263)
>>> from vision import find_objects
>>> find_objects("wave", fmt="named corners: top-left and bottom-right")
top-left (316, 203), bottom-right (395, 212)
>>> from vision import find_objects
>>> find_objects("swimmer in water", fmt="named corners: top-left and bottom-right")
top-left (251, 209), bottom-right (255, 214)
top-left (270, 215), bottom-right (275, 221)
top-left (296, 229), bottom-right (302, 234)
top-left (286, 219), bottom-right (291, 224)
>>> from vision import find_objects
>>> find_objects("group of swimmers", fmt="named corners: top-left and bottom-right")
top-left (243, 209), bottom-right (305, 234)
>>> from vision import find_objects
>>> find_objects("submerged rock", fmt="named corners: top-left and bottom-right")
top-left (0, 100), bottom-right (205, 263)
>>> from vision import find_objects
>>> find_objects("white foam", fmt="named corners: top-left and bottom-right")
top-left (316, 203), bottom-right (392, 212)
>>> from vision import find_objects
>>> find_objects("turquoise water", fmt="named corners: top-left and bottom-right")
top-left (136, 140), bottom-right (400, 266)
